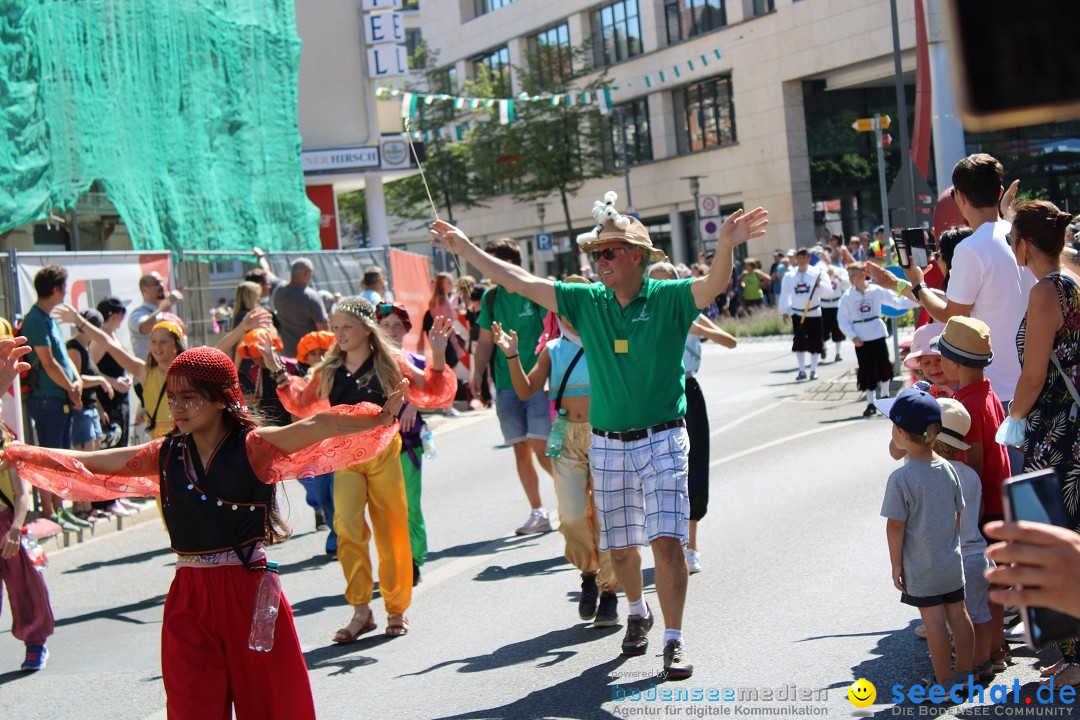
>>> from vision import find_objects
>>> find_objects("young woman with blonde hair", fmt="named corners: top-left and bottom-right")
top-left (270, 297), bottom-right (456, 640)
top-left (231, 281), bottom-right (263, 329)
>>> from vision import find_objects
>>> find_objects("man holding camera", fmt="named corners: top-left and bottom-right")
top-left (868, 154), bottom-right (1034, 472)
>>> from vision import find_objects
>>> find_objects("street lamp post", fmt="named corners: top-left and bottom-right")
top-left (682, 175), bottom-right (704, 260)
top-left (536, 202), bottom-right (548, 276)
top-left (613, 107), bottom-right (634, 212)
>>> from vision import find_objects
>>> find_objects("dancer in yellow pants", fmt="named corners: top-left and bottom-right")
top-left (267, 297), bottom-right (457, 642)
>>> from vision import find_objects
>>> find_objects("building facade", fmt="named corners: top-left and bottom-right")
top-left (397, 0), bottom-right (922, 267)
top-left (398, 0), bottom-right (1079, 272)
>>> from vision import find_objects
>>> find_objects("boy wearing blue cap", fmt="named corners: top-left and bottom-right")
top-left (878, 388), bottom-right (975, 689)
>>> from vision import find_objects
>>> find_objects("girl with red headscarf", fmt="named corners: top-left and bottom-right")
top-left (2, 346), bottom-right (407, 719)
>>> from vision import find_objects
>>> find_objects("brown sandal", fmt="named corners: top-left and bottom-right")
top-left (332, 609), bottom-right (376, 644)
top-left (385, 612), bottom-right (409, 637)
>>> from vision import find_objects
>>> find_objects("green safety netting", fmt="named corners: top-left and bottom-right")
top-left (0, 0), bottom-right (318, 252)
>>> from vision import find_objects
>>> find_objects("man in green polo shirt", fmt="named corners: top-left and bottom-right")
top-left (472, 238), bottom-right (553, 536)
top-left (430, 193), bottom-right (768, 680)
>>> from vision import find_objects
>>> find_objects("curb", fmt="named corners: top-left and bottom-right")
top-left (33, 501), bottom-right (162, 555)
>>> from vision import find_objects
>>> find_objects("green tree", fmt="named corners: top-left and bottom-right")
top-left (383, 41), bottom-right (480, 228)
top-left (502, 39), bottom-right (620, 272)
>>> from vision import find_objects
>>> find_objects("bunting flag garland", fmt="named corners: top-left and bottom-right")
top-left (376, 46), bottom-right (724, 131)
top-left (597, 88), bottom-right (613, 115)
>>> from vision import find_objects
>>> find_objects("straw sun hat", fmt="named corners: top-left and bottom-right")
top-left (576, 191), bottom-right (668, 263)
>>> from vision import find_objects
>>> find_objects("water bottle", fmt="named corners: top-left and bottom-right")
top-left (546, 410), bottom-right (568, 460)
top-left (248, 561), bottom-right (281, 652)
top-left (20, 527), bottom-right (47, 571)
top-left (420, 423), bottom-right (436, 461)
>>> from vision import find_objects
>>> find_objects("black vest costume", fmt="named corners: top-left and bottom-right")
top-left (159, 429), bottom-right (272, 557)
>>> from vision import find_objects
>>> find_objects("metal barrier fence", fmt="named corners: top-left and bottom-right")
top-left (176, 247), bottom-right (393, 348)
top-left (0, 246), bottom-right (405, 347)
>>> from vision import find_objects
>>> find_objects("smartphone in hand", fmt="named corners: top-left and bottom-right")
top-left (1002, 469), bottom-right (1080, 648)
top-left (900, 228), bottom-right (933, 269)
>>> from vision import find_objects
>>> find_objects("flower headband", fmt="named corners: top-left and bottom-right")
top-left (335, 297), bottom-right (376, 324)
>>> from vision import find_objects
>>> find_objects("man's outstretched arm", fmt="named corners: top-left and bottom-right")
top-left (690, 207), bottom-right (769, 309)
top-left (429, 221), bottom-right (558, 313)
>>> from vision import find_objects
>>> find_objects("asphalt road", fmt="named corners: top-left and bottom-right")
top-left (0, 336), bottom-right (1068, 719)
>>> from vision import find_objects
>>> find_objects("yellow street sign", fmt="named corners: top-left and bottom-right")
top-left (851, 115), bottom-right (891, 132)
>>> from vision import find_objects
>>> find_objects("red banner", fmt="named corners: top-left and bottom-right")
top-left (389, 249), bottom-right (431, 354)
top-left (306, 185), bottom-right (339, 250)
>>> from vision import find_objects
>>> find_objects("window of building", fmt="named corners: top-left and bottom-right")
top-left (674, 75), bottom-right (737, 154)
top-left (474, 0), bottom-right (516, 17)
top-left (604, 98), bottom-right (653, 169)
top-left (527, 23), bottom-right (572, 88)
top-left (436, 66), bottom-right (459, 94)
top-left (402, 0), bottom-right (419, 10)
top-left (750, 0), bottom-right (775, 16)
top-left (591, 0), bottom-right (643, 67)
top-left (405, 29), bottom-right (422, 69)
top-left (665, 0), bottom-right (726, 44)
top-left (472, 46), bottom-right (511, 96)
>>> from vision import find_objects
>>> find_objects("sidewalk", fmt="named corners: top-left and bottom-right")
top-left (28, 500), bottom-right (162, 554)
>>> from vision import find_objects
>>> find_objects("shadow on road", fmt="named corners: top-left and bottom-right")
top-left (280, 553), bottom-right (338, 575)
top-left (475, 556), bottom-right (572, 582)
top-left (817, 414), bottom-right (872, 424)
top-left (54, 594), bottom-right (167, 628)
top-left (402, 624), bottom-right (623, 678)
top-left (62, 546), bottom-right (174, 575)
top-left (290, 590), bottom-right (384, 619)
top-left (0, 669), bottom-right (29, 686)
top-left (426, 535), bottom-right (537, 564)
top-left (432, 655), bottom-right (657, 720)
top-left (304, 636), bottom-right (393, 676)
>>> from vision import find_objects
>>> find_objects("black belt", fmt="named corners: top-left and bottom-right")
top-left (794, 307), bottom-right (819, 317)
top-left (853, 317), bottom-right (880, 324)
top-left (592, 418), bottom-right (685, 442)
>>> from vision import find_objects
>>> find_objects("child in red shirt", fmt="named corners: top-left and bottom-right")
top-left (932, 316), bottom-right (1010, 671)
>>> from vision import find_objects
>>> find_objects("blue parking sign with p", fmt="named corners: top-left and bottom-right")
top-left (535, 233), bottom-right (553, 250)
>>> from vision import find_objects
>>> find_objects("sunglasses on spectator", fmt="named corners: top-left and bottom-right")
top-left (590, 247), bottom-right (631, 262)
top-left (377, 303), bottom-right (394, 316)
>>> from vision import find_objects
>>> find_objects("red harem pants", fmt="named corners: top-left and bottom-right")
top-left (162, 565), bottom-right (315, 720)
top-left (0, 507), bottom-right (54, 647)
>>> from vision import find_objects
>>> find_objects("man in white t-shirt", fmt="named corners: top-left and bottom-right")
top-left (868, 154), bottom-right (1034, 471)
top-left (128, 272), bottom-right (183, 360)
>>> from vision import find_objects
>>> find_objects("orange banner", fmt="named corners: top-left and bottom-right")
top-left (389, 249), bottom-right (431, 354)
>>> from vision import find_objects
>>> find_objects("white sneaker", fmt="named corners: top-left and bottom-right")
top-left (684, 548), bottom-right (702, 574)
top-left (515, 509), bottom-right (551, 535)
top-left (1004, 621), bottom-right (1026, 643)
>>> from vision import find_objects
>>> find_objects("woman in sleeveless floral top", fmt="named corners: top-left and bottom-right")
top-left (1008, 200), bottom-right (1080, 684)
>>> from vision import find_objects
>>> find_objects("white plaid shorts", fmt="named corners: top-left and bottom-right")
top-left (589, 426), bottom-right (691, 551)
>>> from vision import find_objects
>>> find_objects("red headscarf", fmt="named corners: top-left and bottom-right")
top-left (374, 301), bottom-right (413, 332)
top-left (167, 347), bottom-right (250, 424)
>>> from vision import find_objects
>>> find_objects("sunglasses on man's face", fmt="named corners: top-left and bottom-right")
top-left (590, 247), bottom-right (631, 262)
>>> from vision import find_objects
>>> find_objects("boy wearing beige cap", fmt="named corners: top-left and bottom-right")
top-left (932, 398), bottom-right (996, 683)
top-left (932, 315), bottom-right (1010, 670)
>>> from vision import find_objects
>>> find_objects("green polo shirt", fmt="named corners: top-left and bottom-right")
top-left (477, 286), bottom-right (547, 391)
top-left (555, 277), bottom-right (700, 432)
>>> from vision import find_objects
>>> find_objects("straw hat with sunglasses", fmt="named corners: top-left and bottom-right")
top-left (577, 191), bottom-right (668, 264)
